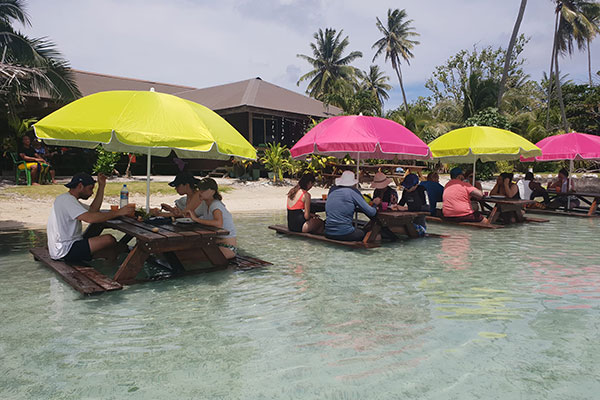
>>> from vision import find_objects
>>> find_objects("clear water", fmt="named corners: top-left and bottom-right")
top-left (1, 213), bottom-right (599, 399)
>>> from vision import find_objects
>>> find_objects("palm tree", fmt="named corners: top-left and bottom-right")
top-left (372, 8), bottom-right (420, 112)
top-left (361, 65), bottom-right (392, 109)
top-left (0, 0), bottom-right (80, 111)
top-left (297, 28), bottom-right (362, 101)
top-left (547, 0), bottom-right (600, 129)
top-left (498, 0), bottom-right (528, 108)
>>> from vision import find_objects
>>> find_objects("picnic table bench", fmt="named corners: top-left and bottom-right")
top-left (526, 189), bottom-right (600, 217)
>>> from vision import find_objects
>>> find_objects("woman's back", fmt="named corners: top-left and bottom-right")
top-left (287, 189), bottom-right (306, 210)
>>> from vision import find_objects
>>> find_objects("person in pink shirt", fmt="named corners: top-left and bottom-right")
top-left (442, 167), bottom-right (488, 223)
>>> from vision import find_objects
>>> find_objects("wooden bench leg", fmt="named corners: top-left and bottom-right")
top-left (201, 245), bottom-right (228, 267)
top-left (487, 206), bottom-right (500, 224)
top-left (588, 198), bottom-right (598, 216)
top-left (113, 245), bottom-right (149, 283)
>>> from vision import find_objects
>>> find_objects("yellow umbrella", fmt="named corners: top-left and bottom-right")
top-left (34, 90), bottom-right (256, 210)
top-left (429, 126), bottom-right (541, 184)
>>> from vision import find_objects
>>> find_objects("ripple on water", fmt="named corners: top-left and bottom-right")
top-left (1, 213), bottom-right (600, 399)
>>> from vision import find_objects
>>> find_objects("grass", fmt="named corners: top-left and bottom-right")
top-left (0, 181), bottom-right (232, 199)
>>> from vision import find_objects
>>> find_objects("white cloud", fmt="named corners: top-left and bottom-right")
top-left (23, 0), bottom-right (599, 110)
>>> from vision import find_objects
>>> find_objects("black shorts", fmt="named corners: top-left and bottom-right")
top-left (287, 209), bottom-right (307, 232)
top-left (63, 239), bottom-right (92, 262)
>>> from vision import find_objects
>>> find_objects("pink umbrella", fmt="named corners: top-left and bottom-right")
top-left (521, 132), bottom-right (600, 162)
top-left (291, 115), bottom-right (431, 180)
top-left (290, 115), bottom-right (431, 161)
top-left (521, 132), bottom-right (600, 207)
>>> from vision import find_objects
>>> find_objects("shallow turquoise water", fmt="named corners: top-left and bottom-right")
top-left (1, 213), bottom-right (599, 399)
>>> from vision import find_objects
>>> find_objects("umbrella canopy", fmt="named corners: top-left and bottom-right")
top-left (34, 90), bottom-right (256, 211)
top-left (521, 132), bottom-right (600, 162)
top-left (429, 126), bottom-right (541, 163)
top-left (34, 90), bottom-right (256, 160)
top-left (290, 115), bottom-right (431, 160)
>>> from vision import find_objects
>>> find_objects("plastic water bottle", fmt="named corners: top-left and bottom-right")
top-left (120, 184), bottom-right (129, 208)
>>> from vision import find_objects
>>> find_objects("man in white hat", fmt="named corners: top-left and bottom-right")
top-left (324, 170), bottom-right (378, 241)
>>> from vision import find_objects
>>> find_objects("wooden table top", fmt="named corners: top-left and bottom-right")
top-left (103, 216), bottom-right (228, 243)
top-left (547, 189), bottom-right (600, 197)
top-left (480, 197), bottom-right (535, 206)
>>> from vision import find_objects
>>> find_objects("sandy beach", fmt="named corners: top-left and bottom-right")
top-left (0, 176), bottom-right (332, 231)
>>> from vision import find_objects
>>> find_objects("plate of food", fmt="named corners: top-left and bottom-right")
top-left (175, 217), bottom-right (195, 224)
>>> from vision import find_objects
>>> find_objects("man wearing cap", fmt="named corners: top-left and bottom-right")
top-left (47, 172), bottom-right (135, 262)
top-left (442, 167), bottom-right (488, 223)
top-left (325, 171), bottom-right (378, 242)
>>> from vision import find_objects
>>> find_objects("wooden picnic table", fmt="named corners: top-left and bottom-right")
top-left (479, 197), bottom-right (535, 224)
top-left (309, 198), bottom-right (427, 241)
top-left (83, 216), bottom-right (229, 284)
top-left (546, 189), bottom-right (600, 216)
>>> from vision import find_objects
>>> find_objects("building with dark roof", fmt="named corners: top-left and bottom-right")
top-left (69, 70), bottom-right (341, 148)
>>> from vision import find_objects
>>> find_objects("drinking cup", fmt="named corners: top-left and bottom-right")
top-left (484, 191), bottom-right (489, 196)
top-left (381, 202), bottom-right (388, 211)
top-left (130, 203), bottom-right (136, 209)
top-left (110, 205), bottom-right (119, 211)
top-left (322, 194), bottom-right (327, 200)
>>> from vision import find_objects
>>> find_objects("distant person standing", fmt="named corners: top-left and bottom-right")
top-left (442, 167), bottom-right (488, 223)
top-left (47, 173), bottom-right (135, 262)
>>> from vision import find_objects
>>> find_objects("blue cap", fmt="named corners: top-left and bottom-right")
top-left (450, 167), bottom-right (464, 179)
top-left (401, 173), bottom-right (419, 189)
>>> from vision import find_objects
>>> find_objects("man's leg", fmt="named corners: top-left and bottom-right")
top-left (89, 234), bottom-right (120, 260)
top-left (30, 164), bottom-right (40, 185)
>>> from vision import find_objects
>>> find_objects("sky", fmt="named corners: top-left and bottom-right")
top-left (22, 0), bottom-right (599, 111)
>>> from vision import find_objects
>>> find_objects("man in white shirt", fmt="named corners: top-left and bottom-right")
top-left (47, 172), bottom-right (135, 262)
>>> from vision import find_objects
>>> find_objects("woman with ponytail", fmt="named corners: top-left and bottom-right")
top-left (287, 173), bottom-right (324, 234)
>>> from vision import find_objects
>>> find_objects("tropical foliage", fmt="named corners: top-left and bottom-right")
top-left (260, 142), bottom-right (291, 182)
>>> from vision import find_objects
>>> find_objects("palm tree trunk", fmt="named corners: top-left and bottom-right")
top-left (546, 7), bottom-right (560, 129)
top-left (588, 38), bottom-right (593, 86)
top-left (554, 50), bottom-right (570, 132)
top-left (394, 65), bottom-right (409, 112)
top-left (498, 0), bottom-right (527, 108)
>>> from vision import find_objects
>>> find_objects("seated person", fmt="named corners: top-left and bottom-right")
top-left (47, 173), bottom-right (135, 262)
top-left (370, 171), bottom-right (398, 207)
top-left (518, 172), bottom-right (550, 205)
top-left (442, 167), bottom-right (488, 223)
top-left (490, 172), bottom-right (520, 199)
top-left (32, 139), bottom-right (57, 184)
top-left (325, 171), bottom-right (377, 242)
top-left (185, 178), bottom-right (237, 259)
top-left (18, 135), bottom-right (48, 185)
top-left (151, 171), bottom-right (203, 217)
top-left (286, 173), bottom-right (324, 233)
top-left (397, 173), bottom-right (427, 236)
top-left (464, 170), bottom-right (483, 191)
top-left (420, 172), bottom-right (444, 216)
top-left (547, 168), bottom-right (579, 209)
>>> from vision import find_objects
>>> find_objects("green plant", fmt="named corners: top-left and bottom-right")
top-left (495, 160), bottom-right (515, 173)
top-left (92, 148), bottom-right (122, 175)
top-left (260, 143), bottom-right (291, 181)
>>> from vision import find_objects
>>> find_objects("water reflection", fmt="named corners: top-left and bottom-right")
top-left (438, 232), bottom-right (473, 270)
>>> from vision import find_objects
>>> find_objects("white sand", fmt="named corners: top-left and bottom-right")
top-left (0, 177), bottom-right (331, 230)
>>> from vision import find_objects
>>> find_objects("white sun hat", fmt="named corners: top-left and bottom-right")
top-left (335, 170), bottom-right (359, 187)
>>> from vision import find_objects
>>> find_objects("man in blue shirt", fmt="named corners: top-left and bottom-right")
top-left (325, 171), bottom-right (378, 241)
top-left (419, 172), bottom-right (444, 216)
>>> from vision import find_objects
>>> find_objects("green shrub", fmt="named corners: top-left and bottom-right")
top-left (93, 148), bottom-right (122, 175)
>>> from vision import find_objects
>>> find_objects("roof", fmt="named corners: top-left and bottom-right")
top-left (70, 70), bottom-right (340, 118)
top-left (177, 78), bottom-right (341, 118)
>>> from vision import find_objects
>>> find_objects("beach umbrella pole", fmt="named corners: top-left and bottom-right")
top-left (146, 148), bottom-right (151, 212)
top-left (472, 159), bottom-right (476, 187)
top-left (568, 159), bottom-right (574, 209)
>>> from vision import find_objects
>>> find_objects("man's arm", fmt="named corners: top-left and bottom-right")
top-left (470, 188), bottom-right (484, 199)
top-left (352, 190), bottom-right (377, 217)
top-left (77, 204), bottom-right (135, 224)
top-left (89, 174), bottom-right (107, 212)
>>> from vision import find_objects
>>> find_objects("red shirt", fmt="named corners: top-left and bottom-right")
top-left (443, 179), bottom-right (476, 217)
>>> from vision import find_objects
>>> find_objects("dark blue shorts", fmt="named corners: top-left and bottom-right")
top-left (63, 239), bottom-right (92, 263)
